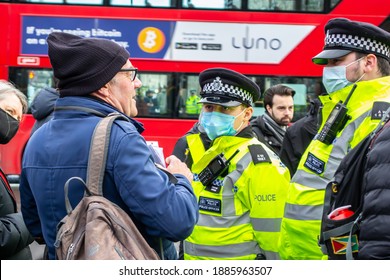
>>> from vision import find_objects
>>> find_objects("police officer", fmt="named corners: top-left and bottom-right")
top-left (183, 68), bottom-right (290, 260)
top-left (185, 89), bottom-right (201, 115)
top-left (279, 18), bottom-right (390, 260)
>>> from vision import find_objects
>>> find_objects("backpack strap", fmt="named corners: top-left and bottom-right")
top-left (63, 113), bottom-right (128, 214)
top-left (86, 113), bottom-right (128, 195)
top-left (346, 213), bottom-right (362, 260)
top-left (86, 113), bottom-right (166, 259)
top-left (64, 177), bottom-right (89, 214)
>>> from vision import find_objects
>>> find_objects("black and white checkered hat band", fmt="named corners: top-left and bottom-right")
top-left (202, 77), bottom-right (253, 105)
top-left (325, 33), bottom-right (390, 59)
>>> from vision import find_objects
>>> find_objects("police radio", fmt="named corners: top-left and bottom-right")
top-left (317, 84), bottom-right (357, 145)
top-left (198, 149), bottom-right (239, 191)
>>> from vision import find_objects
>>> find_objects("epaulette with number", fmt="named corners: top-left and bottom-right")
top-left (248, 144), bottom-right (271, 165)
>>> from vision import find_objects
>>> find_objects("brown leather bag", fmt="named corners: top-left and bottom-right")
top-left (54, 114), bottom-right (160, 260)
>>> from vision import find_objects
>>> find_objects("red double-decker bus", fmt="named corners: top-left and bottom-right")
top-left (0, 0), bottom-right (388, 182)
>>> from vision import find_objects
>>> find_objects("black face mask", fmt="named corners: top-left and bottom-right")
top-left (0, 107), bottom-right (20, 144)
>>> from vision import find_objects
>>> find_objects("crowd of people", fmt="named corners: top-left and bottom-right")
top-left (1, 17), bottom-right (389, 260)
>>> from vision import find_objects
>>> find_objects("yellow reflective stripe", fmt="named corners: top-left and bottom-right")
top-left (197, 211), bottom-right (250, 228)
top-left (223, 153), bottom-right (252, 190)
top-left (283, 203), bottom-right (323, 220)
top-left (293, 113), bottom-right (369, 188)
top-left (251, 217), bottom-right (282, 232)
top-left (187, 134), bottom-right (205, 163)
top-left (292, 169), bottom-right (328, 190)
top-left (323, 111), bottom-right (369, 178)
top-left (222, 195), bottom-right (235, 216)
top-left (223, 140), bottom-right (256, 187)
top-left (285, 182), bottom-right (326, 206)
top-left (221, 143), bottom-right (255, 215)
top-left (264, 252), bottom-right (279, 260)
top-left (184, 240), bottom-right (262, 259)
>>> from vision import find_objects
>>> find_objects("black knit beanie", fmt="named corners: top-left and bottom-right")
top-left (47, 32), bottom-right (130, 97)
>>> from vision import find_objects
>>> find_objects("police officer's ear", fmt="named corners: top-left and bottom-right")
top-left (362, 54), bottom-right (377, 74)
top-left (243, 106), bottom-right (253, 122)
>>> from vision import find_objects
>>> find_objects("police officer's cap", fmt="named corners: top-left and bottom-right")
top-left (312, 18), bottom-right (390, 65)
top-left (198, 68), bottom-right (261, 107)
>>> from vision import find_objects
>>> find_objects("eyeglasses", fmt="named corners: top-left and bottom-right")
top-left (118, 68), bottom-right (138, 81)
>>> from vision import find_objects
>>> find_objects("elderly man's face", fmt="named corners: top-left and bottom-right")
top-left (108, 60), bottom-right (142, 117)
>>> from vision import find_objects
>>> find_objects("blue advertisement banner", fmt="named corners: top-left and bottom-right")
top-left (22, 16), bottom-right (315, 64)
top-left (22, 16), bottom-right (173, 59)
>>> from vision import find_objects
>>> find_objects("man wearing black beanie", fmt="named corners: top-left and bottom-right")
top-left (19, 32), bottom-right (198, 260)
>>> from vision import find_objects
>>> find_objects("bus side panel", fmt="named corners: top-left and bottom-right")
top-left (138, 118), bottom-right (197, 156)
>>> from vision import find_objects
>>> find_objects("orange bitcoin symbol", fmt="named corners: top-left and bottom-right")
top-left (138, 27), bottom-right (166, 53)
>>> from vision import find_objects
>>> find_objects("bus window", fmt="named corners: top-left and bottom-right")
top-left (248, 0), bottom-right (341, 12)
top-left (136, 72), bottom-right (173, 117)
top-left (27, 0), bottom-right (103, 4)
top-left (177, 74), bottom-right (202, 119)
top-left (111, 0), bottom-right (172, 7)
top-left (182, 0), bottom-right (242, 9)
top-left (9, 68), bottom-right (54, 113)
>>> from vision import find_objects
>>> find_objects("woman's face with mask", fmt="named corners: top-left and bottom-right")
top-left (0, 93), bottom-right (23, 121)
top-left (0, 92), bottom-right (23, 144)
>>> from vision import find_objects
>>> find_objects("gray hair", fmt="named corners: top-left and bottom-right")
top-left (0, 80), bottom-right (28, 114)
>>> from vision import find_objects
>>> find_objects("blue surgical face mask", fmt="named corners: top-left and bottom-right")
top-left (322, 57), bottom-right (365, 93)
top-left (200, 109), bottom-right (246, 141)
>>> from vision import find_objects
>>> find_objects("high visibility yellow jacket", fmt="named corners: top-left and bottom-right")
top-left (279, 77), bottom-right (390, 260)
top-left (184, 130), bottom-right (290, 260)
top-left (186, 95), bottom-right (201, 114)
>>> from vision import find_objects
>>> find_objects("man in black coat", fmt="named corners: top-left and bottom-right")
top-left (359, 119), bottom-right (390, 259)
top-left (279, 98), bottom-right (321, 176)
top-left (250, 84), bottom-right (294, 154)
top-left (30, 86), bottom-right (60, 135)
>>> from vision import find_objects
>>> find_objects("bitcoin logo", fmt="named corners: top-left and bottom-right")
top-left (138, 27), bottom-right (165, 53)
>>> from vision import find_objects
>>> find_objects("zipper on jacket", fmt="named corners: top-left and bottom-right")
top-left (114, 246), bottom-right (125, 260)
top-left (66, 243), bottom-right (75, 259)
